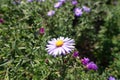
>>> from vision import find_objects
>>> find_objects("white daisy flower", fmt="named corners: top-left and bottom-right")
top-left (46, 37), bottom-right (75, 56)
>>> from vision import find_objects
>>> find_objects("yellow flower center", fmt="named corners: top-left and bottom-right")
top-left (56, 40), bottom-right (64, 47)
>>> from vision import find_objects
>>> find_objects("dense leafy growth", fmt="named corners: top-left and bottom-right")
top-left (0, 0), bottom-right (120, 80)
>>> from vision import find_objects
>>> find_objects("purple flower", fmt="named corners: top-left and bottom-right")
top-left (36, 0), bottom-right (45, 2)
top-left (81, 57), bottom-right (90, 65)
top-left (12, 0), bottom-right (21, 5)
top-left (59, 0), bottom-right (66, 2)
top-left (47, 10), bottom-right (55, 16)
top-left (82, 6), bottom-right (91, 13)
top-left (27, 0), bottom-right (33, 2)
top-left (86, 62), bottom-right (98, 70)
top-left (74, 8), bottom-right (83, 16)
top-left (46, 37), bottom-right (75, 56)
top-left (0, 18), bottom-right (4, 24)
top-left (108, 76), bottom-right (116, 80)
top-left (39, 27), bottom-right (45, 34)
top-left (54, 2), bottom-right (63, 8)
top-left (71, 0), bottom-right (78, 5)
top-left (72, 51), bottom-right (79, 57)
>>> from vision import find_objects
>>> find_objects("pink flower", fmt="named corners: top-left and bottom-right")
top-left (81, 57), bottom-right (90, 65)
top-left (0, 18), bottom-right (4, 24)
top-left (86, 62), bottom-right (98, 70)
top-left (39, 27), bottom-right (45, 34)
top-left (72, 51), bottom-right (79, 57)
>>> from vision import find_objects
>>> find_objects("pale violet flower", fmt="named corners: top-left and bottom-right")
top-left (82, 6), bottom-right (91, 13)
top-left (12, 0), bottom-right (21, 4)
top-left (108, 76), bottom-right (116, 80)
top-left (47, 10), bottom-right (55, 16)
top-left (59, 0), bottom-right (66, 2)
top-left (54, 2), bottom-right (63, 8)
top-left (74, 8), bottom-right (83, 16)
top-left (46, 37), bottom-right (75, 56)
top-left (27, 0), bottom-right (33, 2)
top-left (36, 0), bottom-right (45, 2)
top-left (72, 0), bottom-right (78, 5)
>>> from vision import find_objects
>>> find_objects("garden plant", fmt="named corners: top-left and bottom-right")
top-left (0, 0), bottom-right (120, 80)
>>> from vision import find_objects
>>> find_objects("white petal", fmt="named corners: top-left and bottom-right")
top-left (66, 39), bottom-right (75, 43)
top-left (52, 48), bottom-right (59, 56)
top-left (48, 49), bottom-right (55, 55)
top-left (58, 47), bottom-right (62, 55)
top-left (52, 38), bottom-right (57, 42)
top-left (48, 40), bottom-right (56, 45)
top-left (63, 37), bottom-right (70, 42)
top-left (62, 46), bottom-right (71, 53)
top-left (47, 46), bottom-right (56, 51)
top-left (60, 47), bottom-right (66, 55)
top-left (64, 42), bottom-right (75, 46)
top-left (64, 45), bottom-right (75, 49)
top-left (46, 44), bottom-right (53, 47)
top-left (59, 36), bottom-right (64, 40)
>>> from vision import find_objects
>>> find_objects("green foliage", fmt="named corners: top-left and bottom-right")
top-left (0, 0), bottom-right (120, 80)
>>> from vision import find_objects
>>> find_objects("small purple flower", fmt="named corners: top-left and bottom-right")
top-left (72, 51), bottom-right (79, 57)
top-left (47, 10), bottom-right (55, 16)
top-left (27, 0), bottom-right (33, 2)
top-left (36, 0), bottom-right (45, 2)
top-left (74, 8), bottom-right (83, 16)
top-left (86, 62), bottom-right (98, 70)
top-left (12, 0), bottom-right (21, 5)
top-left (54, 2), bottom-right (63, 8)
top-left (39, 27), bottom-right (45, 34)
top-left (108, 76), bottom-right (116, 80)
top-left (82, 6), bottom-right (91, 13)
top-left (71, 0), bottom-right (78, 5)
top-left (81, 57), bottom-right (90, 65)
top-left (0, 18), bottom-right (4, 24)
top-left (59, 0), bottom-right (66, 2)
